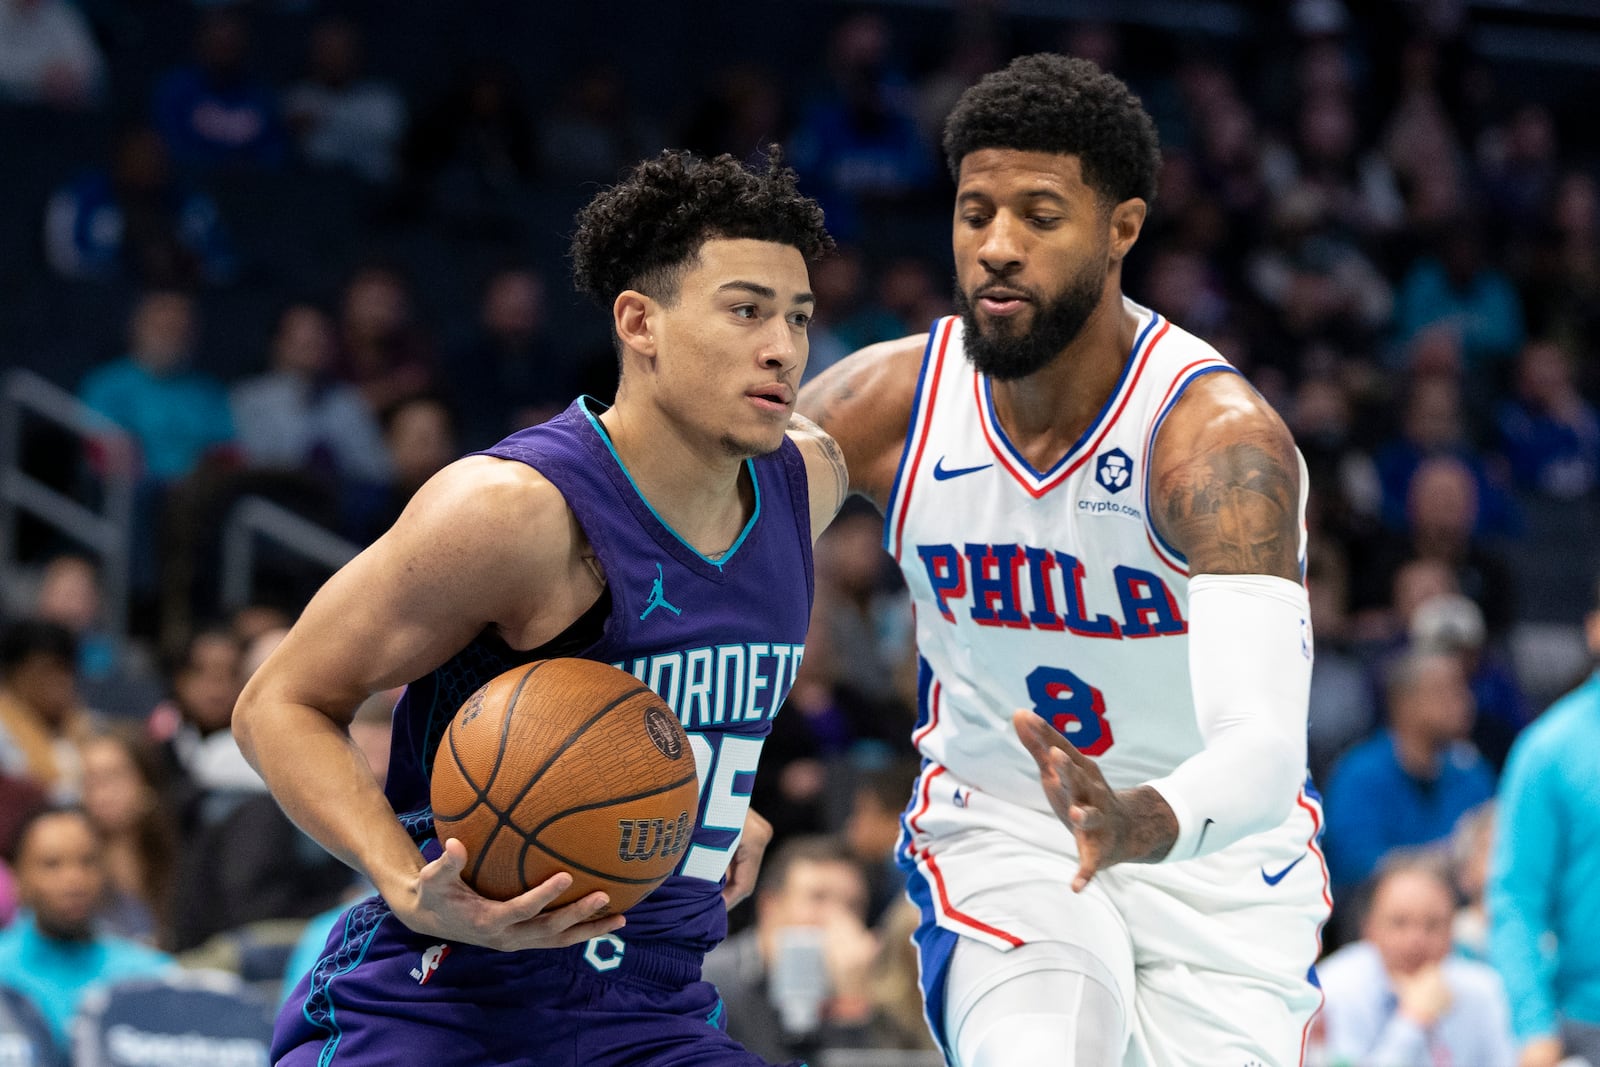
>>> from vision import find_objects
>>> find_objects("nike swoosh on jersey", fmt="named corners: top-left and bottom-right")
top-left (932, 457), bottom-right (994, 481)
top-left (1261, 853), bottom-right (1307, 886)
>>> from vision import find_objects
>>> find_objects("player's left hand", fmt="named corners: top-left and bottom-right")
top-left (722, 807), bottom-right (774, 908)
top-left (1014, 710), bottom-right (1135, 892)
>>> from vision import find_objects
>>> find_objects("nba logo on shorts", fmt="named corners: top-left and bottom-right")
top-left (1096, 448), bottom-right (1133, 493)
top-left (412, 943), bottom-right (451, 984)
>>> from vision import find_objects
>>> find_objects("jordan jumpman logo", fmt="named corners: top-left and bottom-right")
top-left (639, 562), bottom-right (682, 621)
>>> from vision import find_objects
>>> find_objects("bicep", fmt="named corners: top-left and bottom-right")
top-left (245, 461), bottom-right (564, 721)
top-left (1150, 378), bottom-right (1303, 582)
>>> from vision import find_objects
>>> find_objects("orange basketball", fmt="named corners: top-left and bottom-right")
top-left (430, 658), bottom-right (699, 915)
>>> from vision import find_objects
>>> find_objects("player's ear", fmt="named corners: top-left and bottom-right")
top-left (613, 290), bottom-right (658, 361)
top-left (1107, 198), bottom-right (1147, 263)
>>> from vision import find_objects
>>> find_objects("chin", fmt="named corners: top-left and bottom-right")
top-left (719, 431), bottom-right (783, 459)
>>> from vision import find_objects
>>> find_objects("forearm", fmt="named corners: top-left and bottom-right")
top-left (235, 697), bottom-right (424, 903)
top-left (1145, 574), bottom-right (1311, 860)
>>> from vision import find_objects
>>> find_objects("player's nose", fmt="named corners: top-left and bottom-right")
top-left (758, 320), bottom-right (800, 371)
top-left (978, 212), bottom-right (1025, 275)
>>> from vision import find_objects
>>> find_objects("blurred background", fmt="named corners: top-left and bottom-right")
top-left (0, 0), bottom-right (1597, 1062)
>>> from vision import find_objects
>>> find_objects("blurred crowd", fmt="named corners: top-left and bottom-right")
top-left (1, 0), bottom-right (1599, 1062)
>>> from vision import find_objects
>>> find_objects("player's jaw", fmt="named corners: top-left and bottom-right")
top-left (955, 257), bottom-right (1106, 381)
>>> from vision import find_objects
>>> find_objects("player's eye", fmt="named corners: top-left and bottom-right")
top-left (1028, 215), bottom-right (1062, 228)
top-left (732, 305), bottom-right (759, 320)
top-left (788, 311), bottom-right (811, 329)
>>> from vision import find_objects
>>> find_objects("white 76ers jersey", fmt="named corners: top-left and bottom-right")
top-left (887, 301), bottom-right (1304, 813)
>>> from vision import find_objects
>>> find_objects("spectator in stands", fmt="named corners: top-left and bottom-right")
top-left (1410, 591), bottom-right (1529, 772)
top-left (787, 12), bottom-right (935, 241)
top-left (0, 621), bottom-right (91, 801)
top-left (161, 626), bottom-right (348, 952)
top-left (1489, 578), bottom-right (1600, 1067)
top-left (147, 626), bottom-right (251, 807)
top-left (43, 126), bottom-right (236, 287)
top-left (702, 836), bottom-right (883, 1062)
top-left (333, 264), bottom-right (437, 416)
top-left (1394, 221), bottom-right (1525, 374)
top-left (78, 290), bottom-right (235, 487)
top-left (151, 8), bottom-right (286, 170)
top-left (29, 553), bottom-right (163, 720)
top-left (0, 806), bottom-right (172, 1047)
top-left (1305, 545), bottom-right (1378, 785)
top-left (450, 267), bottom-right (568, 450)
top-left (230, 302), bottom-right (393, 487)
top-left (77, 725), bottom-right (176, 947)
top-left (0, 0), bottom-right (104, 109)
top-left (842, 759), bottom-right (917, 926)
top-left (282, 16), bottom-right (405, 185)
top-left (1495, 338), bottom-right (1600, 501)
top-left (1314, 857), bottom-right (1516, 1065)
top-left (1322, 648), bottom-right (1495, 895)
top-left (1374, 375), bottom-right (1519, 539)
top-left (1449, 802), bottom-right (1494, 962)
top-left (400, 60), bottom-right (535, 222)
top-left (1362, 453), bottom-right (1517, 639)
top-left (538, 60), bottom-right (660, 184)
top-left (1521, 171), bottom-right (1600, 378)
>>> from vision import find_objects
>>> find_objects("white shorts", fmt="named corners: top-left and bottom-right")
top-left (897, 763), bottom-right (1331, 1067)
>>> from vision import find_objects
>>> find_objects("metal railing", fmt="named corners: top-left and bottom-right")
top-left (0, 368), bottom-right (136, 643)
top-left (219, 494), bottom-right (360, 613)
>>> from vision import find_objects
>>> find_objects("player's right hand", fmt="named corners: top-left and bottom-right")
top-left (388, 837), bottom-right (626, 951)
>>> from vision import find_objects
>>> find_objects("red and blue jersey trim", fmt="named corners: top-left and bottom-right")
top-left (1138, 359), bottom-right (1238, 576)
top-left (976, 311), bottom-right (1168, 499)
top-left (885, 317), bottom-right (957, 561)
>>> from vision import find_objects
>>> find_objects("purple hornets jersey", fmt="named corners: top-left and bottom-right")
top-left (383, 397), bottom-right (815, 953)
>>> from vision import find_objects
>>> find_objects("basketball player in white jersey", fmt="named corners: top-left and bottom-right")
top-left (799, 54), bottom-right (1328, 1066)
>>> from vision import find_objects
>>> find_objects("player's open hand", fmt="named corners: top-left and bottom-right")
top-left (392, 837), bottom-right (625, 951)
top-left (1013, 710), bottom-right (1126, 891)
top-left (722, 808), bottom-right (774, 908)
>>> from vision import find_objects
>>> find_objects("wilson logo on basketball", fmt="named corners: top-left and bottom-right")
top-left (617, 811), bottom-right (692, 863)
top-left (643, 706), bottom-right (683, 759)
top-left (458, 687), bottom-right (487, 726)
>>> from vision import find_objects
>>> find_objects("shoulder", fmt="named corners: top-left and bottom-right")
top-left (1148, 370), bottom-right (1302, 581)
top-left (1329, 734), bottom-right (1396, 784)
top-left (798, 331), bottom-right (930, 507)
top-left (403, 455), bottom-right (573, 545)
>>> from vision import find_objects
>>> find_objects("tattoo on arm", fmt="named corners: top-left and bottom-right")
top-left (1156, 432), bottom-right (1300, 580)
top-left (803, 375), bottom-right (857, 434)
top-left (817, 431), bottom-right (849, 513)
top-left (789, 411), bottom-right (852, 514)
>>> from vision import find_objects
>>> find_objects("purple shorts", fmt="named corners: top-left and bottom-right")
top-left (274, 898), bottom-right (801, 1067)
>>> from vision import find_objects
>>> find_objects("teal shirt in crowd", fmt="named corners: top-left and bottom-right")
top-left (0, 911), bottom-right (173, 1045)
top-left (1489, 669), bottom-right (1600, 1041)
top-left (79, 357), bottom-right (234, 482)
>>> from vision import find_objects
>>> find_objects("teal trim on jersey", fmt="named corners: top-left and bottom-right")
top-left (705, 997), bottom-right (725, 1029)
top-left (580, 398), bottom-right (760, 570)
top-left (310, 906), bottom-right (388, 1067)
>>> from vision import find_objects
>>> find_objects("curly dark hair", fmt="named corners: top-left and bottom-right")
top-left (570, 147), bottom-right (834, 307)
top-left (943, 54), bottom-right (1160, 207)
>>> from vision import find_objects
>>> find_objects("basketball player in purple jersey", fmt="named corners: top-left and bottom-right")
top-left (235, 149), bottom-right (846, 1066)
top-left (801, 56), bottom-right (1327, 1065)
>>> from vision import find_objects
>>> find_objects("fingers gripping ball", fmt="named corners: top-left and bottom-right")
top-left (430, 658), bottom-right (700, 915)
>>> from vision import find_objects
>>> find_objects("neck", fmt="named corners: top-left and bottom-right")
top-left (597, 397), bottom-right (752, 556)
top-left (986, 288), bottom-right (1136, 471)
top-left (1391, 726), bottom-right (1443, 778)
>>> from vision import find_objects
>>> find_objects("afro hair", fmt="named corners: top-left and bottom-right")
top-left (943, 54), bottom-right (1160, 207)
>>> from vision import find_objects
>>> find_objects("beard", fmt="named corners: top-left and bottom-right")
top-left (955, 256), bottom-right (1108, 381)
